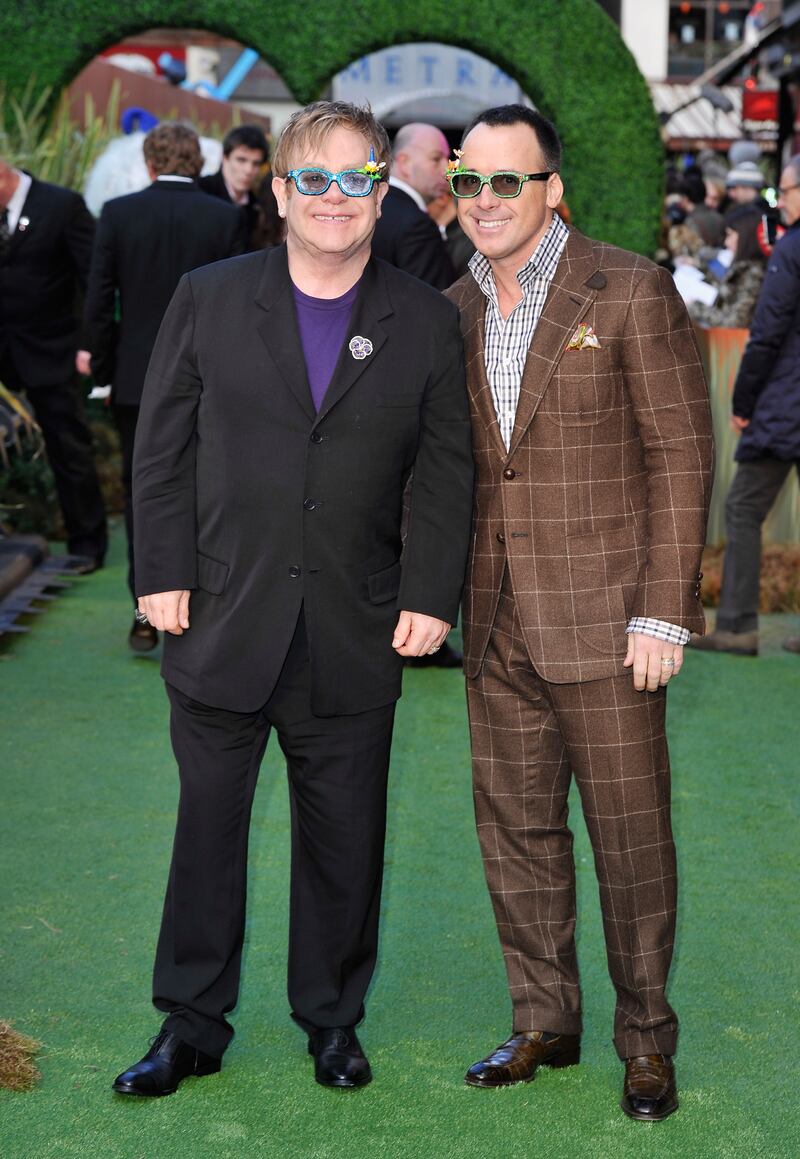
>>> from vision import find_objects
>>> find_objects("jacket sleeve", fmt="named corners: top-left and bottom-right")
top-left (83, 205), bottom-right (118, 385)
top-left (622, 264), bottom-right (714, 627)
top-left (398, 300), bottom-right (474, 624)
top-left (732, 233), bottom-right (800, 418)
top-left (64, 192), bottom-right (96, 292)
top-left (132, 274), bottom-right (201, 596)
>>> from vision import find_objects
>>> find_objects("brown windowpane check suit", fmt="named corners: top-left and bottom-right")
top-left (447, 227), bottom-right (714, 1060)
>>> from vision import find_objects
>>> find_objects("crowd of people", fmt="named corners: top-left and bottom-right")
top-left (0, 93), bottom-right (797, 1122)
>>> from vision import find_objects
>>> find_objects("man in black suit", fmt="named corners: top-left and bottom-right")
top-left (84, 122), bottom-right (244, 650)
top-left (371, 122), bottom-right (455, 290)
top-left (0, 158), bottom-right (107, 569)
top-left (112, 101), bottom-right (473, 1098)
top-left (199, 124), bottom-right (273, 251)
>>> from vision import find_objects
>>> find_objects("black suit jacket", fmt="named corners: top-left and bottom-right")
top-left (372, 185), bottom-right (455, 290)
top-left (0, 176), bottom-right (95, 389)
top-left (133, 246), bottom-right (474, 715)
top-left (198, 169), bottom-right (260, 251)
top-left (83, 180), bottom-right (244, 406)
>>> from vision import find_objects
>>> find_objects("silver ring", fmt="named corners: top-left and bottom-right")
top-left (429, 646), bottom-right (440, 654)
top-left (661, 658), bottom-right (675, 667)
top-left (135, 610), bottom-right (150, 625)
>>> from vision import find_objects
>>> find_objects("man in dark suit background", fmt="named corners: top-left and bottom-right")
top-left (199, 124), bottom-right (276, 251)
top-left (84, 122), bottom-right (244, 650)
top-left (372, 121), bottom-right (455, 290)
top-left (0, 157), bottom-right (107, 570)
top-left (112, 101), bottom-right (473, 1098)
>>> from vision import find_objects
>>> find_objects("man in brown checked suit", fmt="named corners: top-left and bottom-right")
top-left (445, 106), bottom-right (713, 1121)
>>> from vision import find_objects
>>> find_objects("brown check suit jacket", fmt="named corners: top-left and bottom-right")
top-left (446, 226), bottom-right (714, 683)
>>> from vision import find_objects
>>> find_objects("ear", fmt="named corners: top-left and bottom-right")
top-left (272, 175), bottom-right (288, 218)
top-left (546, 173), bottom-right (564, 211)
top-left (375, 180), bottom-right (389, 217)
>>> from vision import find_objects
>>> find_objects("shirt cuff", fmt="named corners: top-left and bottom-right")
top-left (626, 618), bottom-right (691, 646)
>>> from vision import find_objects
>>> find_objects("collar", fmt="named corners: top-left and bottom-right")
top-left (388, 176), bottom-right (428, 215)
top-left (5, 169), bottom-right (32, 232)
top-left (468, 212), bottom-right (569, 302)
top-left (156, 174), bottom-right (195, 184)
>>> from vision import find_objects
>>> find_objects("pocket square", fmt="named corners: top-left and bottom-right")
top-left (566, 324), bottom-right (601, 351)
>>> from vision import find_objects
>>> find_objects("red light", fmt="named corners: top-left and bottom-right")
top-left (720, 1), bottom-right (730, 12)
top-left (745, 76), bottom-right (757, 89)
top-left (679, 2), bottom-right (691, 12)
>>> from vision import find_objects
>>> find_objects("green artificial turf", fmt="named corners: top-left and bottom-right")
top-left (1, 528), bottom-right (798, 1158)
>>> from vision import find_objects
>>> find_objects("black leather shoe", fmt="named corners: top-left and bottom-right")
top-left (308, 1027), bottom-right (372, 1088)
top-left (405, 641), bottom-right (463, 669)
top-left (465, 1030), bottom-right (581, 1087)
top-left (621, 1054), bottom-right (678, 1121)
top-left (112, 1030), bottom-right (221, 1097)
top-left (69, 554), bottom-right (104, 576)
top-left (129, 615), bottom-right (158, 652)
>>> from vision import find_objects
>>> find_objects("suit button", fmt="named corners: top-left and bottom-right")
top-left (303, 499), bottom-right (316, 510)
top-left (310, 432), bottom-right (322, 444)
top-left (288, 566), bottom-right (301, 578)
top-left (496, 532), bottom-right (505, 544)
top-left (503, 468), bottom-right (516, 480)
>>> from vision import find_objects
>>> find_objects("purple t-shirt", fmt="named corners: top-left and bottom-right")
top-left (292, 279), bottom-right (360, 412)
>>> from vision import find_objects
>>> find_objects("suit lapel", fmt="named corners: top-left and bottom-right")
top-left (459, 280), bottom-right (507, 459)
top-left (254, 245), bottom-right (316, 421)
top-left (315, 258), bottom-right (392, 422)
top-left (7, 177), bottom-right (39, 256)
top-left (508, 228), bottom-right (600, 457)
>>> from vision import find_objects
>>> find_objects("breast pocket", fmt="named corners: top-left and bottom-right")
top-left (541, 350), bottom-right (618, 427)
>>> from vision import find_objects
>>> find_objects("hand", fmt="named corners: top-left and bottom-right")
top-left (138, 590), bottom-right (191, 635)
top-left (730, 414), bottom-right (750, 433)
top-left (75, 349), bottom-right (92, 376)
top-left (392, 610), bottom-right (451, 657)
top-left (623, 632), bottom-right (683, 692)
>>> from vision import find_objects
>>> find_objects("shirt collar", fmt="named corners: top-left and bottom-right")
top-left (156, 174), bottom-right (195, 184)
top-left (389, 176), bottom-right (428, 215)
top-left (469, 212), bottom-right (569, 302)
top-left (5, 169), bottom-right (32, 231)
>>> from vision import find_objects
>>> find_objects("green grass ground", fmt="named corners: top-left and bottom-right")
top-left (1, 527), bottom-right (798, 1158)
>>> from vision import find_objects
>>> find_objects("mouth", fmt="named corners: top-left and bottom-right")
top-left (474, 217), bottom-right (511, 231)
top-left (313, 214), bottom-right (353, 223)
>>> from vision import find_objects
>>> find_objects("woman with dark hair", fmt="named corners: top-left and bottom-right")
top-left (689, 207), bottom-right (767, 329)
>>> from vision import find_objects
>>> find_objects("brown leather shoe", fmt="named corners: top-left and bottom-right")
top-left (621, 1054), bottom-right (678, 1121)
top-left (465, 1030), bottom-right (581, 1088)
top-left (687, 629), bottom-right (758, 656)
top-left (782, 636), bottom-right (800, 654)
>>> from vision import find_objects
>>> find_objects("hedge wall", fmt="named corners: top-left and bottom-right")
top-left (0, 0), bottom-right (664, 254)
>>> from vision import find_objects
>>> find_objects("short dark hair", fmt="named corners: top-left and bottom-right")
top-left (680, 172), bottom-right (707, 207)
top-left (461, 104), bottom-right (562, 174)
top-left (222, 124), bottom-right (270, 162)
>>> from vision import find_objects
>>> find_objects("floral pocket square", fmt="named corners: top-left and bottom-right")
top-left (566, 324), bottom-right (601, 351)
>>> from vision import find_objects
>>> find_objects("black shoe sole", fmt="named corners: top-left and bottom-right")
top-left (620, 1097), bottom-right (679, 1122)
top-left (112, 1082), bottom-right (178, 1097)
top-left (314, 1072), bottom-right (372, 1089)
top-left (464, 1049), bottom-right (581, 1088)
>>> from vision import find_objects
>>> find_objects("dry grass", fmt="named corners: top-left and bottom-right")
top-left (702, 544), bottom-right (800, 613)
top-left (0, 1021), bottom-right (42, 1092)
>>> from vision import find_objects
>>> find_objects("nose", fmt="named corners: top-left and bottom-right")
top-left (322, 179), bottom-right (347, 202)
top-left (475, 180), bottom-right (499, 209)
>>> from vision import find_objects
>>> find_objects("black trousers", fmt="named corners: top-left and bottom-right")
top-left (23, 378), bottom-right (107, 560)
top-left (112, 402), bottom-right (138, 602)
top-left (717, 457), bottom-right (800, 633)
top-left (153, 612), bottom-right (396, 1058)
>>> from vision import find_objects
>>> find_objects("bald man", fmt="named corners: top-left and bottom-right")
top-left (372, 122), bottom-right (455, 290)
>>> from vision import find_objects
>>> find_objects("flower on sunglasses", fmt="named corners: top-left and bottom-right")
top-left (446, 149), bottom-right (465, 173)
top-left (359, 160), bottom-right (386, 176)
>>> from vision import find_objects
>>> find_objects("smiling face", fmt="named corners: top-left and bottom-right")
top-left (272, 125), bottom-right (387, 266)
top-left (455, 122), bottom-right (563, 275)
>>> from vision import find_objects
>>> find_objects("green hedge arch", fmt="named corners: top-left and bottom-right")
top-left (0, 1), bottom-right (663, 254)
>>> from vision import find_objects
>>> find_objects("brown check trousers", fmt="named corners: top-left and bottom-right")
top-left (468, 568), bottom-right (678, 1060)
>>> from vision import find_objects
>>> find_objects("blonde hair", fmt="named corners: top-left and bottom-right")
top-left (273, 101), bottom-right (391, 178)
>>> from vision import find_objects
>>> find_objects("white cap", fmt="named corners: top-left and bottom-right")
top-left (726, 162), bottom-right (763, 190)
